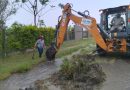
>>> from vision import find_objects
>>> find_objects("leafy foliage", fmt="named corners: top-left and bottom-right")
top-left (6, 23), bottom-right (55, 52)
top-left (39, 0), bottom-right (49, 5)
top-left (0, 0), bottom-right (18, 23)
top-left (0, 31), bottom-right (2, 50)
top-left (21, 0), bottom-right (27, 3)
top-left (15, 0), bottom-right (49, 26)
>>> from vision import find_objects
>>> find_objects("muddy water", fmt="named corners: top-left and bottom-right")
top-left (0, 59), bottom-right (62, 90)
top-left (1, 52), bottom-right (130, 90)
top-left (0, 49), bottom-right (81, 90)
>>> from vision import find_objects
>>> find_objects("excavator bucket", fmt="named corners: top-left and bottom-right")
top-left (46, 43), bottom-right (57, 61)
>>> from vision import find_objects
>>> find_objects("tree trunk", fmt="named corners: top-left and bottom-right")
top-left (1, 24), bottom-right (6, 59)
top-left (34, 14), bottom-right (37, 26)
top-left (33, 0), bottom-right (37, 26)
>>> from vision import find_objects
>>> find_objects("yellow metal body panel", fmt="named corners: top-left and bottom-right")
top-left (107, 39), bottom-right (127, 52)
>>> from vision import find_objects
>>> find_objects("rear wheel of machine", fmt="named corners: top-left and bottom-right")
top-left (96, 44), bottom-right (106, 56)
top-left (46, 46), bottom-right (57, 61)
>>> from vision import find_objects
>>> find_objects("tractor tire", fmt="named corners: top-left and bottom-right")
top-left (96, 44), bottom-right (106, 56)
top-left (46, 46), bottom-right (57, 61)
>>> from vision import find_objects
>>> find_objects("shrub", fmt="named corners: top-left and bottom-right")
top-left (6, 23), bottom-right (55, 52)
top-left (0, 31), bottom-right (2, 50)
top-left (59, 54), bottom-right (106, 84)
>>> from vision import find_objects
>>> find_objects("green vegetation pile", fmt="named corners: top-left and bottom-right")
top-left (51, 54), bottom-right (106, 90)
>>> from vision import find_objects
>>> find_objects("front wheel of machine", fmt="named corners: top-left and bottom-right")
top-left (96, 44), bottom-right (106, 56)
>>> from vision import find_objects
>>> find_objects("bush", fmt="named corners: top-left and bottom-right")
top-left (6, 23), bottom-right (55, 52)
top-left (0, 31), bottom-right (2, 57)
top-left (59, 54), bottom-right (106, 84)
top-left (0, 31), bottom-right (2, 50)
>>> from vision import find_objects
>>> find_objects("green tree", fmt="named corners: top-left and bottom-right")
top-left (0, 0), bottom-right (18, 58)
top-left (15, 0), bottom-right (49, 26)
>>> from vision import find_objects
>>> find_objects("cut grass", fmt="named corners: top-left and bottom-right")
top-left (0, 38), bottom-right (95, 80)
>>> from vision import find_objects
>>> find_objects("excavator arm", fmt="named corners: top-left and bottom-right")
top-left (46, 3), bottom-right (107, 60)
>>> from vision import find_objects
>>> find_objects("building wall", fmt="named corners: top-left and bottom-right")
top-left (64, 25), bottom-right (91, 41)
top-left (74, 25), bottom-right (83, 40)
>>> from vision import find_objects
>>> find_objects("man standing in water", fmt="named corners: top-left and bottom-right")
top-left (34, 35), bottom-right (46, 58)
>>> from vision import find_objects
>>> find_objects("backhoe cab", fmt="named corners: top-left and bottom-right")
top-left (97, 5), bottom-right (130, 55)
top-left (100, 5), bottom-right (130, 37)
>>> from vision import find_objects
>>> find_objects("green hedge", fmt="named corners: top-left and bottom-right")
top-left (0, 31), bottom-right (2, 57)
top-left (0, 31), bottom-right (2, 50)
top-left (6, 23), bottom-right (55, 52)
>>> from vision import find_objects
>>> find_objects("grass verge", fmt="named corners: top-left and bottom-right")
top-left (0, 52), bottom-right (43, 80)
top-left (56, 38), bottom-right (95, 58)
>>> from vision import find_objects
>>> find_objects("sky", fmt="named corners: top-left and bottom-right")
top-left (6, 0), bottom-right (130, 27)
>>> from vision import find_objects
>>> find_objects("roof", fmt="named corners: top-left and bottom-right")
top-left (99, 5), bottom-right (129, 14)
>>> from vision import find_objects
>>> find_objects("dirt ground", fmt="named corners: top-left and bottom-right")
top-left (97, 55), bottom-right (130, 90)
top-left (0, 53), bottom-right (130, 90)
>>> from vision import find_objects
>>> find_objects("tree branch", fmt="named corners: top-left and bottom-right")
top-left (35, 0), bottom-right (38, 14)
top-left (22, 6), bottom-right (33, 14)
top-left (36, 5), bottom-right (46, 15)
top-left (24, 3), bottom-right (33, 13)
top-left (27, 0), bottom-right (33, 7)
top-left (37, 0), bottom-right (56, 15)
top-left (0, 1), bottom-right (8, 15)
top-left (39, 8), bottom-right (53, 17)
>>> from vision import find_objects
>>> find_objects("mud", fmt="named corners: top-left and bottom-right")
top-left (0, 49), bottom-right (81, 90)
top-left (20, 54), bottom-right (106, 90)
top-left (1, 52), bottom-right (130, 90)
top-left (98, 56), bottom-right (130, 90)
top-left (0, 59), bottom-right (62, 90)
